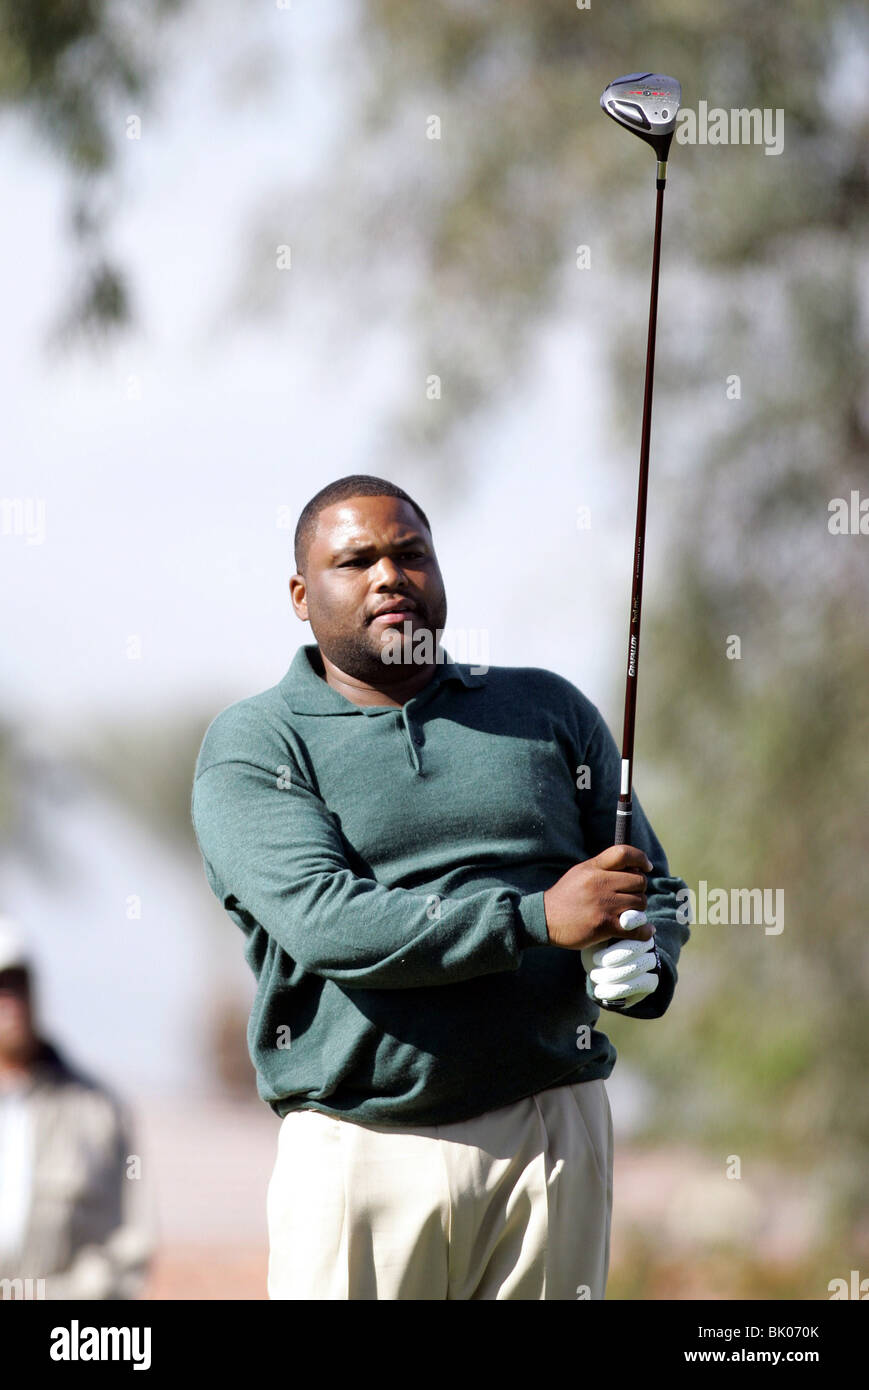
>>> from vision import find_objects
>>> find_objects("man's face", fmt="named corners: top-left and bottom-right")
top-left (290, 495), bottom-right (448, 682)
top-left (0, 968), bottom-right (35, 1062)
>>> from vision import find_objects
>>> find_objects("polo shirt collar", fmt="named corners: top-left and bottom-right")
top-left (280, 643), bottom-right (486, 715)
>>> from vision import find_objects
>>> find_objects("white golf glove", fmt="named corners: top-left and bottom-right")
top-left (581, 910), bottom-right (660, 1009)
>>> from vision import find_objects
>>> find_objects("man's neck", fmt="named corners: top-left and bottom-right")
top-left (317, 650), bottom-right (439, 708)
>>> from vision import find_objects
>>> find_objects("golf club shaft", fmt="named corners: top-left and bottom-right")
top-left (614, 182), bottom-right (666, 847)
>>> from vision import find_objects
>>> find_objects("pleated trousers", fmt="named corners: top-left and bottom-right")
top-left (266, 1079), bottom-right (613, 1301)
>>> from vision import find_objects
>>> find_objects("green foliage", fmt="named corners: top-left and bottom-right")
top-left (0, 0), bottom-right (187, 337)
top-left (344, 2), bottom-right (858, 455)
top-left (76, 709), bottom-right (213, 852)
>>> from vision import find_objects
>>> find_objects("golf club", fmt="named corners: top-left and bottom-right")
top-left (599, 72), bottom-right (681, 1001)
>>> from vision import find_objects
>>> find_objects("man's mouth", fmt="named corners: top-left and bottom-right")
top-left (371, 610), bottom-right (417, 626)
top-left (369, 602), bottom-right (419, 625)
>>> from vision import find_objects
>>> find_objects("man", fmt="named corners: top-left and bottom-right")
top-left (0, 920), bottom-right (152, 1300)
top-left (191, 474), bottom-right (690, 1300)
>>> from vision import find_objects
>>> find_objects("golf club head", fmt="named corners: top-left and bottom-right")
top-left (600, 72), bottom-right (681, 164)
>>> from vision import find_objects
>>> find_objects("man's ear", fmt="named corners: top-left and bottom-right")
top-left (289, 574), bottom-right (308, 622)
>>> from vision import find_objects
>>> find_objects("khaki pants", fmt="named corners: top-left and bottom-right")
top-left (267, 1079), bottom-right (613, 1300)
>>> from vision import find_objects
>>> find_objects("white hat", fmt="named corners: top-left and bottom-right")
top-left (0, 918), bottom-right (30, 973)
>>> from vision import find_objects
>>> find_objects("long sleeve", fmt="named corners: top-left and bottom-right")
top-left (192, 753), bottom-right (550, 990)
top-left (578, 709), bottom-right (690, 1019)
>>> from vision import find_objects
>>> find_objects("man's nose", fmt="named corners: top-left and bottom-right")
top-left (371, 557), bottom-right (407, 586)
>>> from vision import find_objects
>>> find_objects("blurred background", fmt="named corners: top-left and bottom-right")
top-left (1, 0), bottom-right (867, 1299)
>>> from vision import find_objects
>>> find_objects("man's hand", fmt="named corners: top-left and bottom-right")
top-left (542, 846), bottom-right (655, 951)
top-left (581, 927), bottom-right (661, 1009)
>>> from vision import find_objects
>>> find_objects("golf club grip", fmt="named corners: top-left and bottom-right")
top-left (614, 802), bottom-right (632, 845)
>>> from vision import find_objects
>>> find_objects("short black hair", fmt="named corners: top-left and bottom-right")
top-left (293, 475), bottom-right (432, 574)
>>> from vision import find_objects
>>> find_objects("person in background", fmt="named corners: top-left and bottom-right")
top-left (0, 918), bottom-right (153, 1299)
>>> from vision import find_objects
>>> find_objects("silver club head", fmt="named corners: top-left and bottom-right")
top-left (600, 72), bottom-right (681, 163)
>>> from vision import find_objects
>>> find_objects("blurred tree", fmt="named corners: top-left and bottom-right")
top-left (0, 0), bottom-right (187, 338)
top-left (74, 709), bottom-right (214, 851)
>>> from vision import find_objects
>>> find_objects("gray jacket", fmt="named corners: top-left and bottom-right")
top-left (0, 1040), bottom-right (153, 1299)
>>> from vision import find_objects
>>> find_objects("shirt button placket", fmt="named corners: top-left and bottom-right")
top-left (402, 714), bottom-right (424, 774)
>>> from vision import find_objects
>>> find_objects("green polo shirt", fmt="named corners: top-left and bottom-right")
top-left (191, 643), bottom-right (689, 1127)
